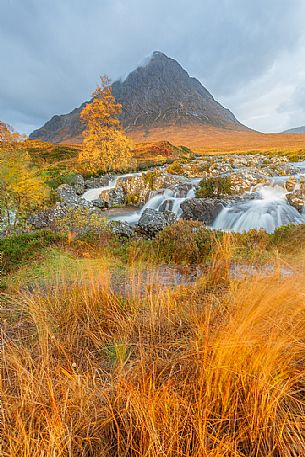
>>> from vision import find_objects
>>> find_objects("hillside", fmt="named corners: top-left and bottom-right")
top-left (283, 125), bottom-right (305, 134)
top-left (29, 51), bottom-right (248, 143)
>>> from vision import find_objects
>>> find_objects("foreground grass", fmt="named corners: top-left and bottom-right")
top-left (1, 232), bottom-right (305, 456)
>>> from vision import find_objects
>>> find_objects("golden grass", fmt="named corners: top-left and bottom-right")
top-left (60, 125), bottom-right (305, 158)
top-left (1, 239), bottom-right (305, 456)
top-left (129, 125), bottom-right (305, 155)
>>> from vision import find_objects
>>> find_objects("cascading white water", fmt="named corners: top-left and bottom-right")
top-left (213, 184), bottom-right (305, 234)
top-left (110, 185), bottom-right (197, 224)
top-left (82, 173), bottom-right (142, 202)
top-left (81, 166), bottom-right (305, 234)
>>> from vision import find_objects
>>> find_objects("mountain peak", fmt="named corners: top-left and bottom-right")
top-left (30, 53), bottom-right (248, 143)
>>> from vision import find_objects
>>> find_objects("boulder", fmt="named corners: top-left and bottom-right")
top-left (73, 174), bottom-right (85, 195)
top-left (28, 202), bottom-right (72, 229)
top-left (137, 208), bottom-right (176, 237)
top-left (84, 175), bottom-right (111, 189)
top-left (56, 184), bottom-right (93, 209)
top-left (180, 198), bottom-right (226, 225)
top-left (287, 191), bottom-right (305, 212)
top-left (110, 221), bottom-right (134, 238)
top-left (115, 173), bottom-right (184, 206)
top-left (99, 187), bottom-right (125, 206)
top-left (91, 199), bottom-right (108, 209)
top-left (285, 177), bottom-right (297, 193)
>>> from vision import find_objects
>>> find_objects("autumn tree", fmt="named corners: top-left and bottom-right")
top-left (78, 75), bottom-right (133, 174)
top-left (0, 122), bottom-right (50, 232)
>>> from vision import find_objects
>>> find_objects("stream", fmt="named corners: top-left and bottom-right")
top-left (82, 161), bottom-right (305, 234)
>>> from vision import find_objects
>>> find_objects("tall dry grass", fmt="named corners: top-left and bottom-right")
top-left (1, 253), bottom-right (305, 456)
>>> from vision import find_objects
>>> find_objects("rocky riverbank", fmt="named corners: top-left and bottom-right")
top-left (28, 154), bottom-right (305, 237)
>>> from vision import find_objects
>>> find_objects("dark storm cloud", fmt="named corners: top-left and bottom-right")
top-left (1, 0), bottom-right (305, 133)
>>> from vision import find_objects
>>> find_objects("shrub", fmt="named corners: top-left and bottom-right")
top-left (167, 161), bottom-right (185, 175)
top-left (154, 220), bottom-right (218, 264)
top-left (196, 176), bottom-right (232, 198)
top-left (270, 224), bottom-right (305, 253)
top-left (142, 171), bottom-right (159, 190)
top-left (54, 207), bottom-right (111, 242)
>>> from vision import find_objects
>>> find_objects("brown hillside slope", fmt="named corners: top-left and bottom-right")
top-left (61, 125), bottom-right (305, 155)
top-left (129, 125), bottom-right (305, 154)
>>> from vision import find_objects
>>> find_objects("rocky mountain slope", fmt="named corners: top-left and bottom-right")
top-left (30, 51), bottom-right (248, 144)
top-left (283, 126), bottom-right (305, 134)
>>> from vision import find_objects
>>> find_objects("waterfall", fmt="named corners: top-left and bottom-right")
top-left (110, 181), bottom-right (199, 224)
top-left (82, 173), bottom-right (142, 202)
top-left (213, 185), bottom-right (305, 234)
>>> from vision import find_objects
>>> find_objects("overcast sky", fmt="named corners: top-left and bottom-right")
top-left (1, 0), bottom-right (305, 134)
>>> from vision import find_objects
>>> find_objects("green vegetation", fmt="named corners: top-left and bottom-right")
top-left (195, 175), bottom-right (233, 198)
top-left (142, 170), bottom-right (159, 190)
top-left (0, 230), bottom-right (62, 275)
top-left (167, 160), bottom-right (185, 175)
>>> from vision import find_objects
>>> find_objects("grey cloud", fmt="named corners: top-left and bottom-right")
top-left (1, 0), bottom-right (305, 134)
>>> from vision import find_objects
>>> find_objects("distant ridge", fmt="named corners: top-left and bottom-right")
top-left (283, 126), bottom-right (305, 134)
top-left (30, 51), bottom-right (249, 144)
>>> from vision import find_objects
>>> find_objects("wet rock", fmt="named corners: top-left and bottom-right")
top-left (285, 177), bottom-right (297, 193)
top-left (286, 191), bottom-right (305, 212)
top-left (92, 199), bottom-right (108, 209)
top-left (180, 198), bottom-right (225, 225)
top-left (100, 187), bottom-right (125, 207)
top-left (56, 184), bottom-right (93, 209)
top-left (137, 208), bottom-right (176, 237)
top-left (116, 173), bottom-right (184, 206)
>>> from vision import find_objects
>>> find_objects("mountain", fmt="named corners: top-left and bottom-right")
top-left (30, 51), bottom-right (248, 143)
top-left (283, 126), bottom-right (305, 134)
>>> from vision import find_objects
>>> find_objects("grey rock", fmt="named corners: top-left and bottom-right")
top-left (100, 187), bottom-right (125, 207)
top-left (137, 208), bottom-right (176, 237)
top-left (73, 174), bottom-right (85, 195)
top-left (92, 199), bottom-right (108, 209)
top-left (181, 198), bottom-right (226, 225)
top-left (84, 175), bottom-right (111, 189)
top-left (56, 184), bottom-right (93, 209)
top-left (110, 221), bottom-right (134, 238)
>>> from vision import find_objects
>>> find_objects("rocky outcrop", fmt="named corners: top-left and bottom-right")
top-left (286, 191), bottom-right (305, 212)
top-left (180, 198), bottom-right (226, 225)
top-left (73, 174), bottom-right (85, 195)
top-left (56, 184), bottom-right (93, 208)
top-left (84, 175), bottom-right (111, 190)
top-left (137, 208), bottom-right (176, 238)
top-left (99, 187), bottom-right (125, 207)
top-left (110, 221), bottom-right (135, 238)
top-left (28, 202), bottom-right (99, 230)
top-left (285, 177), bottom-right (297, 193)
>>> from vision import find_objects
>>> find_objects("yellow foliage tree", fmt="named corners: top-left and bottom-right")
top-left (0, 122), bottom-right (50, 231)
top-left (78, 75), bottom-right (133, 174)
